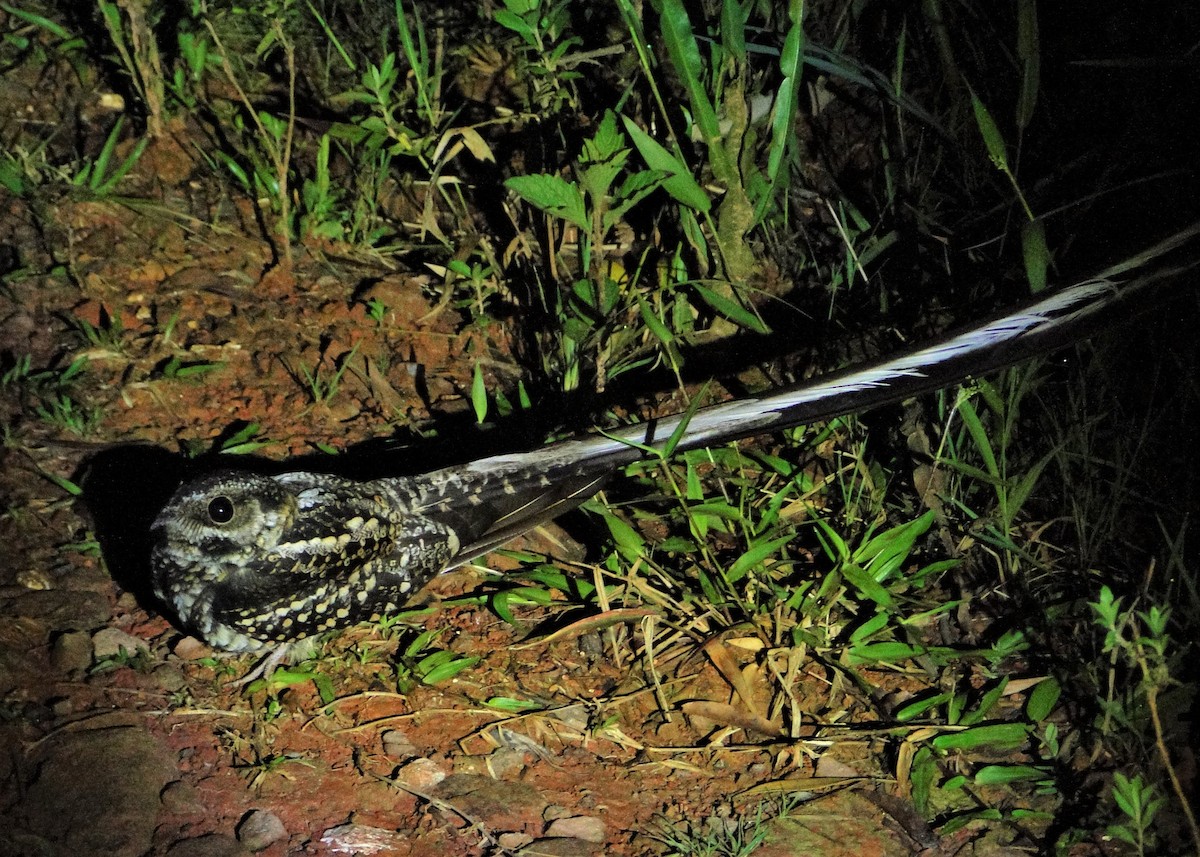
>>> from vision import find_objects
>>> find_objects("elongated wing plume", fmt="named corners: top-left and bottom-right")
top-left (413, 271), bottom-right (1182, 564)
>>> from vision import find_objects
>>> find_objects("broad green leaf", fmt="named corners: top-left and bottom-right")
top-left (637, 294), bottom-right (675, 345)
top-left (1016, 0), bottom-right (1041, 129)
top-left (848, 609), bottom-right (891, 644)
top-left (724, 535), bottom-right (793, 583)
top-left (956, 396), bottom-right (998, 478)
top-left (471, 362), bottom-right (487, 423)
top-left (486, 696), bottom-right (542, 712)
top-left (657, 0), bottom-right (720, 140)
top-left (842, 563), bottom-right (894, 608)
top-left (1026, 676), bottom-right (1061, 722)
top-left (693, 283), bottom-right (769, 333)
top-left (505, 174), bottom-right (588, 231)
top-left (1022, 218), bottom-right (1050, 293)
top-left (421, 655), bottom-right (480, 685)
top-left (621, 116), bottom-right (710, 211)
top-left (959, 677), bottom-right (1008, 726)
top-left (970, 89), bottom-right (1009, 171)
top-left (602, 510), bottom-right (645, 561)
top-left (848, 641), bottom-right (923, 663)
top-left (895, 692), bottom-right (952, 722)
top-left (932, 723), bottom-right (1029, 752)
top-left (974, 764), bottom-right (1047, 785)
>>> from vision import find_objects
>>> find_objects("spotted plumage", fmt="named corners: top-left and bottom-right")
top-left (149, 275), bottom-right (1156, 654)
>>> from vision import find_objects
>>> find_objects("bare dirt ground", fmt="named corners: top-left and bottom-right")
top-left (0, 117), bottom-right (938, 856)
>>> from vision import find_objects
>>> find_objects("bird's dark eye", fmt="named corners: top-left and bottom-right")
top-left (207, 496), bottom-right (235, 524)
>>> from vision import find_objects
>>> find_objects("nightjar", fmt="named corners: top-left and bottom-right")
top-left (149, 276), bottom-right (1142, 654)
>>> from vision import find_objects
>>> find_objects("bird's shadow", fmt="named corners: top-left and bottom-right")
top-left (80, 444), bottom-right (191, 607)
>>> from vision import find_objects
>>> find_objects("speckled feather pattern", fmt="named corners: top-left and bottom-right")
top-left (149, 278), bottom-right (1142, 652)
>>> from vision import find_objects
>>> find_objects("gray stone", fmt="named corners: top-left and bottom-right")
top-left (92, 627), bottom-right (150, 659)
top-left (319, 823), bottom-right (406, 855)
top-left (20, 726), bottom-right (176, 857)
top-left (166, 833), bottom-right (251, 857)
top-left (50, 631), bottom-right (93, 674)
top-left (235, 809), bottom-right (287, 852)
top-left (544, 816), bottom-right (606, 843)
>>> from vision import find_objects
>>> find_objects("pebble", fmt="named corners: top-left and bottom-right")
top-left (381, 729), bottom-right (417, 759)
top-left (51, 630), bottom-right (93, 673)
top-left (92, 627), bottom-right (150, 659)
top-left (160, 780), bottom-right (205, 814)
top-left (544, 816), bottom-right (606, 843)
top-left (395, 757), bottom-right (446, 791)
top-left (319, 823), bottom-right (405, 855)
top-left (236, 809), bottom-right (287, 852)
top-left (153, 664), bottom-right (189, 692)
top-left (166, 833), bottom-right (250, 857)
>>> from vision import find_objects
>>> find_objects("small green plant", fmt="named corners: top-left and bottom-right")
top-left (180, 421), bottom-right (273, 458)
top-left (506, 109), bottom-right (762, 391)
top-left (394, 628), bottom-right (480, 693)
top-left (934, 365), bottom-right (1054, 580)
top-left (90, 645), bottom-right (154, 675)
top-left (66, 305), bottom-right (128, 355)
top-left (70, 115), bottom-right (149, 197)
top-left (200, 0), bottom-right (300, 264)
top-left (652, 795), bottom-right (799, 857)
top-left (3, 354), bottom-right (101, 438)
top-left (1107, 773), bottom-right (1165, 857)
top-left (155, 355), bottom-right (224, 381)
top-left (615, 0), bottom-right (804, 279)
top-left (1090, 586), bottom-right (1200, 852)
top-left (298, 343), bottom-right (360, 406)
top-left (491, 0), bottom-right (582, 114)
top-left (0, 3), bottom-right (89, 80)
top-left (244, 666), bottom-right (335, 708)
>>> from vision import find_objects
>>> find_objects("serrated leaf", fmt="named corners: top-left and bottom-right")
top-left (505, 174), bottom-right (588, 231)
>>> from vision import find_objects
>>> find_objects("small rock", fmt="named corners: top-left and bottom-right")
top-left (51, 630), bottom-right (93, 673)
top-left (487, 748), bottom-right (527, 779)
top-left (92, 627), bottom-right (150, 660)
top-left (160, 780), bottom-right (204, 814)
top-left (544, 816), bottom-right (606, 843)
top-left (395, 757), bottom-right (446, 791)
top-left (23, 726), bottom-right (175, 857)
top-left (173, 636), bottom-right (214, 660)
top-left (319, 823), bottom-right (405, 855)
top-left (16, 568), bottom-right (54, 590)
top-left (517, 838), bottom-right (603, 857)
top-left (153, 664), bottom-right (188, 692)
top-left (381, 729), bottom-right (417, 758)
top-left (497, 832), bottom-right (534, 850)
top-left (236, 809), bottom-right (287, 852)
top-left (433, 774), bottom-right (548, 834)
top-left (166, 833), bottom-right (250, 857)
